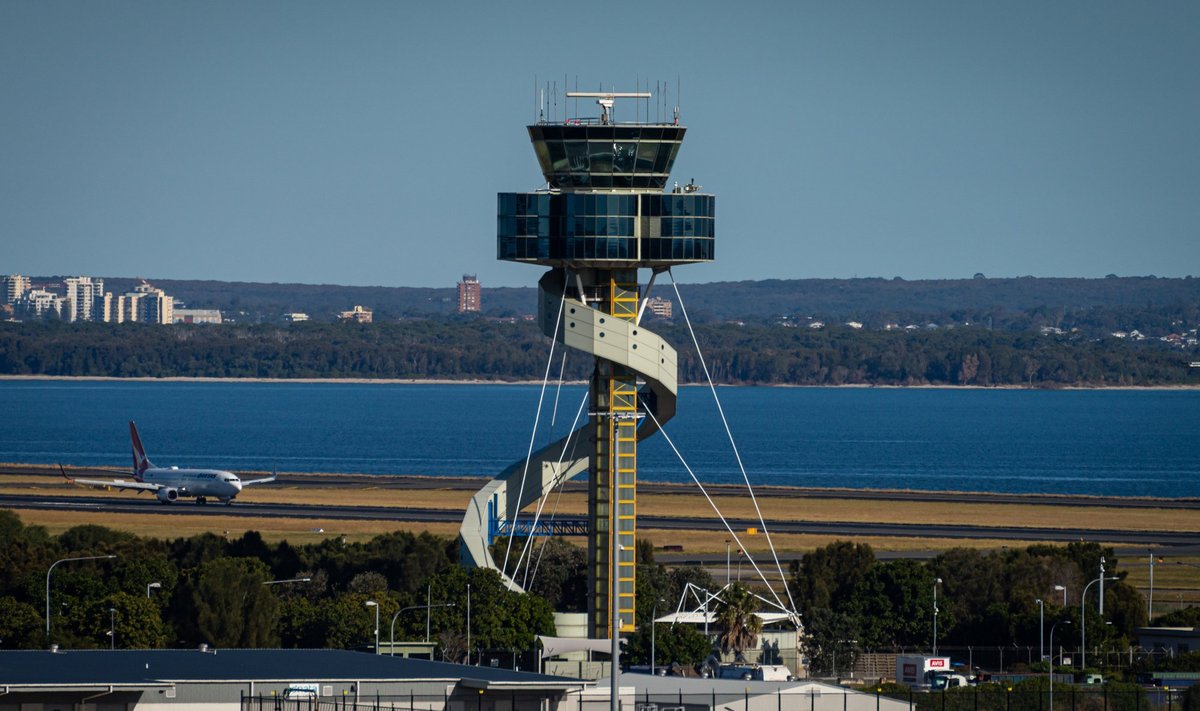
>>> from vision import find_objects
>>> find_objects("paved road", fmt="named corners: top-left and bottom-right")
top-left (4, 494), bottom-right (1198, 547)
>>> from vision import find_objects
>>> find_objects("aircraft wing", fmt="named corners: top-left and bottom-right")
top-left (240, 473), bottom-right (277, 487)
top-left (60, 465), bottom-right (162, 493)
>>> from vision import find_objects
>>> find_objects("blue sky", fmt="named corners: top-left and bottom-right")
top-left (2, 1), bottom-right (1197, 288)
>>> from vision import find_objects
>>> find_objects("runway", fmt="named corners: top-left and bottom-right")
top-left (3, 493), bottom-right (1197, 548)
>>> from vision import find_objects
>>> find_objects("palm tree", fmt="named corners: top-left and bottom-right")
top-left (716, 582), bottom-right (763, 658)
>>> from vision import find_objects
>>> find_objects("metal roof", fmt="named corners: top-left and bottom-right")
top-left (0, 649), bottom-right (588, 690)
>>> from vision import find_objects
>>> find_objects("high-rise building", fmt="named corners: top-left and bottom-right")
top-left (3, 275), bottom-right (30, 305)
top-left (457, 274), bottom-right (481, 313)
top-left (462, 87), bottom-right (715, 640)
top-left (124, 282), bottom-right (174, 324)
top-left (64, 276), bottom-right (104, 322)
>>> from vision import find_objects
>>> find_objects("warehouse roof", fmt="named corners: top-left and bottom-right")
top-left (0, 649), bottom-right (588, 691)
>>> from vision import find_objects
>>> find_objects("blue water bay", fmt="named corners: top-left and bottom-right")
top-left (3, 380), bottom-right (1196, 498)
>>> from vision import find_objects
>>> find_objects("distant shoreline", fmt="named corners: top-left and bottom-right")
top-left (1, 374), bottom-right (1197, 390)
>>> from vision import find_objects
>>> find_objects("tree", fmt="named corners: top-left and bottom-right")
top-left (0, 595), bottom-right (43, 648)
top-left (84, 592), bottom-right (165, 649)
top-left (715, 582), bottom-right (763, 658)
top-left (790, 541), bottom-right (875, 614)
top-left (525, 538), bottom-right (587, 613)
top-left (192, 557), bottom-right (280, 647)
top-left (845, 559), bottom-right (946, 649)
top-left (623, 621), bottom-right (713, 668)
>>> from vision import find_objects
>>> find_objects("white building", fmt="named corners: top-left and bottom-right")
top-left (645, 296), bottom-right (673, 319)
top-left (3, 274), bottom-right (30, 305)
top-left (64, 276), bottom-right (105, 322)
top-left (19, 288), bottom-right (66, 319)
top-left (173, 309), bottom-right (223, 324)
top-left (124, 282), bottom-right (174, 324)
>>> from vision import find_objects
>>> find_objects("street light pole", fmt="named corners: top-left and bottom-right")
top-left (109, 607), bottom-right (116, 650)
top-left (390, 599), bottom-right (456, 654)
top-left (466, 582), bottom-right (472, 665)
top-left (1054, 585), bottom-right (1067, 607)
top-left (1080, 575), bottom-right (1117, 669)
top-left (146, 582), bottom-right (162, 598)
top-left (1049, 620), bottom-right (1071, 711)
top-left (725, 540), bottom-right (731, 585)
top-left (46, 554), bottom-right (117, 641)
top-left (1036, 599), bottom-right (1044, 662)
top-left (262, 577), bottom-right (312, 586)
top-left (932, 577), bottom-right (942, 656)
top-left (1149, 553), bottom-right (1156, 619)
top-left (650, 598), bottom-right (665, 677)
top-left (365, 600), bottom-right (379, 655)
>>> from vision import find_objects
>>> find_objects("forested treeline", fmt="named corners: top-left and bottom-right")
top-left (1, 320), bottom-right (1195, 386)
top-left (77, 275), bottom-right (1200, 328)
top-left (0, 511), bottom-right (551, 654)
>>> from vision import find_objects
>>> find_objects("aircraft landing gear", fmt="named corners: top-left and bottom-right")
top-left (221, 498), bottom-right (233, 506)
top-left (196, 497), bottom-right (207, 505)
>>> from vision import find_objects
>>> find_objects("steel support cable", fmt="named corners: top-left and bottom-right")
top-left (668, 271), bottom-right (800, 618)
top-left (517, 388), bottom-right (590, 588)
top-left (643, 406), bottom-right (789, 613)
top-left (501, 279), bottom-right (569, 579)
top-left (525, 394), bottom-right (589, 587)
top-left (525, 390), bottom-right (587, 577)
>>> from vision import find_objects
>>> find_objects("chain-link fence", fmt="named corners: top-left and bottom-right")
top-left (243, 687), bottom-right (1197, 711)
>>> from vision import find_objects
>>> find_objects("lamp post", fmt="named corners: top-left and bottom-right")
top-left (1054, 585), bottom-right (1067, 606)
top-left (146, 582), bottom-right (162, 598)
top-left (1049, 619), bottom-right (1071, 711)
top-left (466, 582), bottom-right (471, 665)
top-left (389, 593), bottom-right (456, 654)
top-left (932, 577), bottom-right (943, 656)
top-left (46, 554), bottom-right (117, 641)
top-left (725, 540), bottom-right (731, 585)
top-left (1036, 599), bottom-right (1044, 662)
top-left (650, 598), bottom-right (666, 677)
top-left (365, 600), bottom-right (380, 655)
top-left (263, 577), bottom-right (312, 587)
top-left (1149, 553), bottom-right (1156, 619)
top-left (109, 607), bottom-right (116, 650)
top-left (1080, 575), bottom-right (1117, 669)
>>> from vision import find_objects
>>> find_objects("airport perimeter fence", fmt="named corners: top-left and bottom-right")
top-left (242, 688), bottom-right (1198, 711)
top-left (242, 694), bottom-right (458, 711)
top-left (581, 688), bottom-right (1197, 711)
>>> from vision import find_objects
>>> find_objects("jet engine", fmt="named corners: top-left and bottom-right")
top-left (156, 487), bottom-right (179, 503)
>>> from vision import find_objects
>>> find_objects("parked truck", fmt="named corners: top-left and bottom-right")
top-left (896, 656), bottom-right (952, 688)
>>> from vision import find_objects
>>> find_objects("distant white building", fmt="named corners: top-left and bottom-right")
top-left (3, 275), bottom-right (30, 305)
top-left (64, 276), bottom-right (104, 322)
top-left (20, 288), bottom-right (65, 319)
top-left (845, 321), bottom-right (863, 329)
top-left (124, 282), bottom-right (174, 324)
top-left (644, 296), bottom-right (673, 318)
top-left (173, 309), bottom-right (222, 324)
top-left (284, 312), bottom-right (310, 322)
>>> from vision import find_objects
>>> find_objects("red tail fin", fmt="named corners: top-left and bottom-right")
top-left (129, 421), bottom-right (153, 480)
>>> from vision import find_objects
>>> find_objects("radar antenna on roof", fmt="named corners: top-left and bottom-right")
top-left (565, 91), bottom-right (651, 125)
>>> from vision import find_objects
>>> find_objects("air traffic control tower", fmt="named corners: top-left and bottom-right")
top-left (460, 90), bottom-right (714, 640)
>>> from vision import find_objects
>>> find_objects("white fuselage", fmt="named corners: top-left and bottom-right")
top-left (142, 467), bottom-right (243, 499)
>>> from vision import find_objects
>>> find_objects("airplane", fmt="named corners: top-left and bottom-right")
top-left (61, 421), bottom-right (276, 505)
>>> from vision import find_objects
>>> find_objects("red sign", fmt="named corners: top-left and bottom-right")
top-left (929, 658), bottom-right (947, 668)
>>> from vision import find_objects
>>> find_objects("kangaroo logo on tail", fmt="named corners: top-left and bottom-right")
top-left (129, 421), bottom-right (154, 480)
